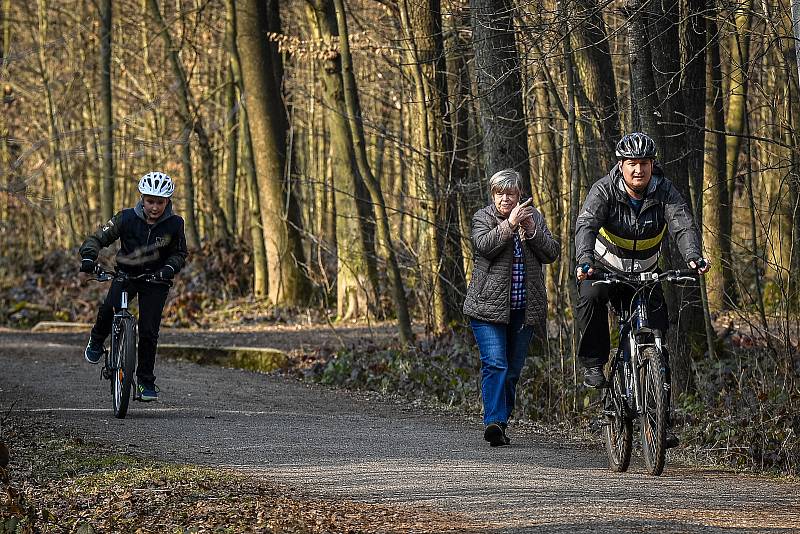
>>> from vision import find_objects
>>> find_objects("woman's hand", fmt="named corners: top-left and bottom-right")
top-left (508, 198), bottom-right (533, 227)
top-left (520, 211), bottom-right (537, 237)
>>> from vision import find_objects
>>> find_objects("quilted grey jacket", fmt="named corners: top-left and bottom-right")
top-left (463, 204), bottom-right (560, 332)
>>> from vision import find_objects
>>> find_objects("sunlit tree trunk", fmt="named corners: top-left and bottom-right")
top-left (145, 0), bottom-right (200, 247)
top-left (725, 3), bottom-right (752, 209)
top-left (236, 0), bottom-right (311, 305)
top-left (226, 0), bottom-right (266, 296)
top-left (398, 0), bottom-right (452, 332)
top-left (304, 0), bottom-right (379, 320)
top-left (703, 9), bottom-right (730, 312)
top-left (37, 0), bottom-right (77, 247)
top-left (334, 0), bottom-right (414, 341)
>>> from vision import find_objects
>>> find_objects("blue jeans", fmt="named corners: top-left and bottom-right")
top-left (470, 309), bottom-right (535, 426)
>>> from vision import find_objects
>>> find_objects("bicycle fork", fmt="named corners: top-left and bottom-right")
top-left (103, 288), bottom-right (130, 380)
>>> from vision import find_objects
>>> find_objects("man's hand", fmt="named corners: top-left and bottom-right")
top-left (688, 257), bottom-right (711, 275)
top-left (576, 263), bottom-right (594, 282)
top-left (154, 266), bottom-right (175, 281)
top-left (508, 197), bottom-right (534, 227)
top-left (79, 258), bottom-right (97, 274)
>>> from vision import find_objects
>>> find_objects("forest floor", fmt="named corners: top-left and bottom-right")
top-left (1, 327), bottom-right (799, 533)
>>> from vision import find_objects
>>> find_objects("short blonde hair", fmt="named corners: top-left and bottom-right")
top-left (489, 169), bottom-right (522, 195)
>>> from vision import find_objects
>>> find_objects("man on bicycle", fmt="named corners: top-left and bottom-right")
top-left (79, 172), bottom-right (188, 402)
top-left (574, 132), bottom-right (710, 447)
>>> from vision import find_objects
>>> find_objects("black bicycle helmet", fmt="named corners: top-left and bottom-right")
top-left (615, 132), bottom-right (657, 160)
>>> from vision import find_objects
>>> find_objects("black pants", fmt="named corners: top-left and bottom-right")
top-left (576, 278), bottom-right (669, 369)
top-left (90, 279), bottom-right (169, 385)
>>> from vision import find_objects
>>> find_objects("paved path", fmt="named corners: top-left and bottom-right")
top-left (1, 331), bottom-right (798, 532)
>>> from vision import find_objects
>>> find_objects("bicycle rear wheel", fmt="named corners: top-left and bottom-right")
top-left (603, 363), bottom-right (632, 472)
top-left (639, 347), bottom-right (667, 475)
top-left (111, 316), bottom-right (137, 419)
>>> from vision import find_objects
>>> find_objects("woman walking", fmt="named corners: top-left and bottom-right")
top-left (463, 169), bottom-right (560, 446)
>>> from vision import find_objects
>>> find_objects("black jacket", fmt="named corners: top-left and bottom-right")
top-left (575, 164), bottom-right (702, 273)
top-left (79, 200), bottom-right (188, 276)
top-left (463, 204), bottom-right (560, 331)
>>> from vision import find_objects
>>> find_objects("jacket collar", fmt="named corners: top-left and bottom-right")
top-left (134, 198), bottom-right (174, 226)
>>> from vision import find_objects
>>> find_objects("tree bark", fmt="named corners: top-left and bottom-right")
top-left (470, 0), bottom-right (531, 193)
top-left (702, 9), bottom-right (730, 312)
top-left (224, 64), bottom-right (238, 236)
top-left (725, 3), bottom-right (752, 211)
top-left (236, 0), bottom-right (311, 305)
top-left (571, 0), bottom-right (620, 175)
top-left (99, 0), bottom-right (113, 222)
top-left (304, 0), bottom-right (380, 320)
top-left (146, 0), bottom-right (200, 248)
top-left (397, 0), bottom-right (453, 332)
top-left (333, 0), bottom-right (414, 342)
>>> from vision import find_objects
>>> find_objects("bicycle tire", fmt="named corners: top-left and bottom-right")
top-left (603, 363), bottom-right (633, 472)
top-left (639, 347), bottom-right (667, 475)
top-left (111, 316), bottom-right (137, 419)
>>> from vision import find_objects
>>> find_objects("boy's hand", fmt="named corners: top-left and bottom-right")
top-left (155, 266), bottom-right (175, 281)
top-left (79, 258), bottom-right (97, 274)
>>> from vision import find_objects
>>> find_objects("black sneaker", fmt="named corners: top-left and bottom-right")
top-left (666, 431), bottom-right (680, 449)
top-left (484, 423), bottom-right (508, 447)
top-left (500, 422), bottom-right (511, 445)
top-left (84, 339), bottom-right (104, 365)
top-left (136, 382), bottom-right (159, 402)
top-left (583, 366), bottom-right (607, 388)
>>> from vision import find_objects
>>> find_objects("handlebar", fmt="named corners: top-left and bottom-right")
top-left (91, 269), bottom-right (170, 286)
top-left (589, 269), bottom-right (699, 286)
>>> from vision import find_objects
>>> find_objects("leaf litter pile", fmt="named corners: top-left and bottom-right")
top-left (0, 418), bottom-right (483, 533)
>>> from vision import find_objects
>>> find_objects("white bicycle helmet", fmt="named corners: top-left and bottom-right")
top-left (137, 171), bottom-right (175, 198)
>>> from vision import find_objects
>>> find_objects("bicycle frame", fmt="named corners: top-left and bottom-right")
top-left (613, 288), bottom-right (663, 419)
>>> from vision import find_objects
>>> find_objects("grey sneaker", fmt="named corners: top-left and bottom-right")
top-left (84, 339), bottom-right (104, 365)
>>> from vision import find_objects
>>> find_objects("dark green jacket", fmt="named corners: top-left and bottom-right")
top-left (79, 200), bottom-right (188, 276)
top-left (462, 204), bottom-right (560, 332)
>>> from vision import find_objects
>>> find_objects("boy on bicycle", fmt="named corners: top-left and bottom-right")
top-left (79, 172), bottom-right (188, 402)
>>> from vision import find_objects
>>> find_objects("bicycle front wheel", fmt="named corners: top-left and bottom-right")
top-left (639, 347), bottom-right (667, 475)
top-left (111, 316), bottom-right (137, 419)
top-left (603, 363), bottom-right (632, 472)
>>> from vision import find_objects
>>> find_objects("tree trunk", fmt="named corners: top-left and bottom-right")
top-left (304, 0), bottom-right (379, 320)
top-left (224, 64), bottom-right (238, 236)
top-left (236, 0), bottom-right (311, 306)
top-left (397, 0), bottom-right (453, 332)
top-left (333, 0), bottom-right (414, 342)
top-left (725, 3), bottom-right (752, 213)
top-left (571, 0), bottom-right (620, 175)
top-left (227, 0), bottom-right (267, 297)
top-left (445, 9), bottom-right (475, 281)
top-left (470, 0), bottom-right (531, 193)
top-left (37, 0), bottom-right (77, 247)
top-left (702, 9), bottom-right (730, 312)
top-left (99, 0), bottom-right (113, 221)
top-left (625, 0), bottom-right (661, 139)
top-left (146, 0), bottom-right (200, 248)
